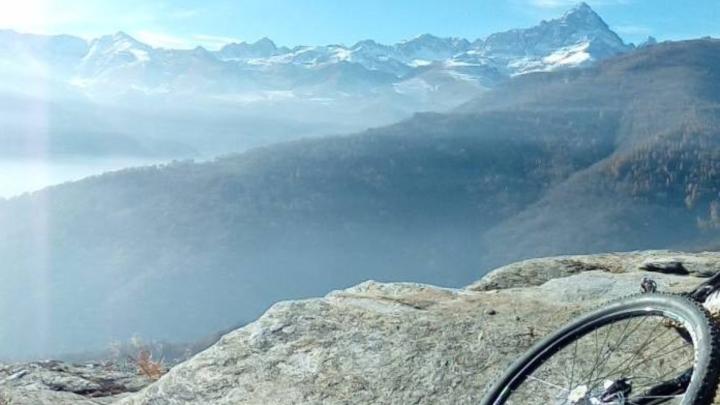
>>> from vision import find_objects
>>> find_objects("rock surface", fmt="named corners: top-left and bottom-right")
top-left (0, 361), bottom-right (151, 404)
top-left (116, 250), bottom-right (720, 404)
top-left (3, 250), bottom-right (718, 404)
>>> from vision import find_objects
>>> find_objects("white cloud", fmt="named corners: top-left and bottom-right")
top-left (0, 0), bottom-right (166, 39)
top-left (192, 34), bottom-right (242, 50)
top-left (131, 31), bottom-right (241, 51)
top-left (0, 1), bottom-right (231, 51)
top-left (133, 30), bottom-right (194, 49)
top-left (0, 0), bottom-right (88, 34)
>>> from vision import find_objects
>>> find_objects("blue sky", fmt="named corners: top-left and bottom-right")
top-left (2, 0), bottom-right (718, 49)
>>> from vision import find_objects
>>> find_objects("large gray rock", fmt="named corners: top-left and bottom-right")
top-left (119, 251), bottom-right (715, 405)
top-left (2, 251), bottom-right (712, 404)
top-left (467, 250), bottom-right (720, 291)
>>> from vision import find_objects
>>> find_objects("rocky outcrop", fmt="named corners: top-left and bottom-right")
top-left (467, 250), bottom-right (720, 291)
top-left (117, 250), bottom-right (720, 404)
top-left (0, 361), bottom-right (151, 404)
top-left (1, 250), bottom-right (715, 404)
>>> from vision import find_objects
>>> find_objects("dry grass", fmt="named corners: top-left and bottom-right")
top-left (133, 350), bottom-right (167, 381)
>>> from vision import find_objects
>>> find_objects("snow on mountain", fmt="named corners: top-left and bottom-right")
top-left (216, 38), bottom-right (289, 62)
top-left (0, 3), bottom-right (634, 106)
top-left (543, 42), bottom-right (592, 67)
top-left (75, 33), bottom-right (250, 97)
top-left (467, 2), bottom-right (631, 74)
top-left (396, 34), bottom-right (471, 64)
top-left (483, 2), bottom-right (627, 56)
top-left (346, 40), bottom-right (412, 76)
top-left (79, 32), bottom-right (153, 76)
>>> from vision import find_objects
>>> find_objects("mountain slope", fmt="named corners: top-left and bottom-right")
top-left (3, 3), bottom-right (631, 101)
top-left (468, 39), bottom-right (720, 263)
top-left (0, 109), bottom-right (619, 359)
top-left (478, 2), bottom-right (630, 74)
top-left (1, 39), bottom-right (717, 359)
top-left (0, 3), bottom-right (638, 160)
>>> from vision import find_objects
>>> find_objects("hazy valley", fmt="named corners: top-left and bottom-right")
top-left (3, 38), bottom-right (720, 359)
top-left (0, 3), bottom-right (632, 196)
top-left (2, 3), bottom-right (719, 363)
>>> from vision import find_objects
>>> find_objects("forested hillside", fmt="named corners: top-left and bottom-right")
top-left (2, 39), bottom-right (719, 358)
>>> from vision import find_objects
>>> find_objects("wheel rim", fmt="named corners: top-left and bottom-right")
top-left (500, 309), bottom-right (698, 404)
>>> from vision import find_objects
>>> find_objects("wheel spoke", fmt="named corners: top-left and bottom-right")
top-left (526, 375), bottom-right (567, 392)
top-left (496, 296), bottom-right (712, 405)
top-left (584, 316), bottom-right (649, 390)
top-left (587, 323), bottom-right (676, 388)
top-left (567, 339), bottom-right (579, 393)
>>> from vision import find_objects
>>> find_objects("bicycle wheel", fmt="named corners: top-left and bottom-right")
top-left (481, 293), bottom-right (720, 405)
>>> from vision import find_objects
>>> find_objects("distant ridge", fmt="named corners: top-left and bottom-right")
top-left (1, 38), bottom-right (719, 358)
top-left (0, 3), bottom-right (632, 98)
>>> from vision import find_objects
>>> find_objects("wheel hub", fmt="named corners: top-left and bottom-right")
top-left (565, 379), bottom-right (631, 404)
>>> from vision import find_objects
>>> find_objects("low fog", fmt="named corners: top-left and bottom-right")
top-left (2, 14), bottom-right (720, 361)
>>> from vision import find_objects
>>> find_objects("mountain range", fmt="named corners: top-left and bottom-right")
top-left (1, 3), bottom-right (632, 98)
top-left (0, 35), bottom-right (719, 359)
top-left (0, 3), bottom-right (642, 158)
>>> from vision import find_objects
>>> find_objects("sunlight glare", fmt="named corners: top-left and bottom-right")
top-left (0, 0), bottom-right (53, 33)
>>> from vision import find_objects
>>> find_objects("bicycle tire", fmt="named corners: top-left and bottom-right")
top-left (481, 293), bottom-right (720, 405)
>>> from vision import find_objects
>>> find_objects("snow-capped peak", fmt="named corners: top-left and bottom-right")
top-left (476, 1), bottom-right (629, 75)
top-left (216, 37), bottom-right (288, 61)
top-left (559, 2), bottom-right (609, 30)
top-left (254, 37), bottom-right (277, 49)
top-left (104, 31), bottom-right (147, 50)
top-left (79, 31), bottom-right (153, 76)
top-left (563, 2), bottom-right (594, 17)
top-left (111, 31), bottom-right (136, 41)
top-left (0, 2), bottom-right (639, 100)
top-left (397, 34), bottom-right (470, 60)
top-left (88, 31), bottom-right (150, 56)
